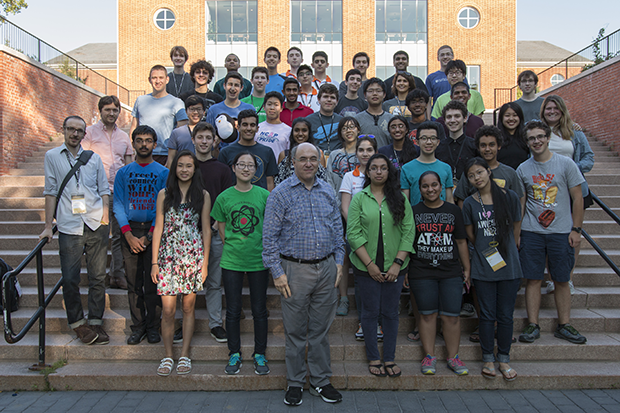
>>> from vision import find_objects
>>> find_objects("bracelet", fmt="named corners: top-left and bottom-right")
top-left (151, 263), bottom-right (158, 266)
top-left (393, 257), bottom-right (404, 267)
top-left (365, 260), bottom-right (372, 267)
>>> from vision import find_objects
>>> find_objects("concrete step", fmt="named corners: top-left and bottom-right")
top-left (576, 249), bottom-right (620, 267)
top-left (580, 234), bottom-right (620, 250)
top-left (588, 185), bottom-right (620, 196)
top-left (0, 197), bottom-right (45, 209)
top-left (0, 209), bottom-right (45, 221)
top-left (0, 186), bottom-right (43, 197)
top-left (583, 221), bottom-right (620, 235)
top-left (583, 208), bottom-right (620, 222)
top-left (572, 267), bottom-right (620, 286)
top-left (594, 196), bottom-right (620, 208)
top-left (7, 169), bottom-right (46, 176)
top-left (0, 176), bottom-right (45, 186)
top-left (0, 222), bottom-right (44, 235)
top-left (585, 175), bottom-right (620, 185)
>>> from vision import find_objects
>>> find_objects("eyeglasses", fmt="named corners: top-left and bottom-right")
top-left (342, 125), bottom-right (358, 131)
top-left (526, 134), bottom-right (547, 143)
top-left (64, 127), bottom-right (85, 135)
top-left (235, 163), bottom-right (256, 170)
top-left (366, 88), bottom-right (383, 95)
top-left (135, 138), bottom-right (154, 144)
top-left (294, 157), bottom-right (319, 164)
top-left (368, 166), bottom-right (389, 173)
top-left (418, 136), bottom-right (438, 142)
top-left (187, 107), bottom-right (204, 113)
top-left (389, 123), bottom-right (407, 130)
top-left (447, 70), bottom-right (464, 77)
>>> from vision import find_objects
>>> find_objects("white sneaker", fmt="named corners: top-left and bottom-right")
top-left (546, 280), bottom-right (555, 294)
top-left (569, 280), bottom-right (575, 295)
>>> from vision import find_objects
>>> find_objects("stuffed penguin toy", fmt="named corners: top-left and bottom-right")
top-left (215, 113), bottom-right (238, 143)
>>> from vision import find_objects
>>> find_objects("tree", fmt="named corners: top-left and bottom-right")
top-left (581, 27), bottom-right (619, 72)
top-left (1, 0), bottom-right (27, 15)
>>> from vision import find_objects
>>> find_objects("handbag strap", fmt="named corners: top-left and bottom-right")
top-left (54, 150), bottom-right (94, 219)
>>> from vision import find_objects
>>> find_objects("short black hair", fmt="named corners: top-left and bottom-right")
top-left (189, 60), bottom-right (215, 83)
top-left (264, 46), bottom-right (281, 59)
top-left (442, 100), bottom-right (468, 119)
top-left (237, 109), bottom-right (259, 125)
top-left (264, 91), bottom-right (284, 105)
top-left (185, 95), bottom-right (205, 111)
top-left (297, 64), bottom-right (312, 75)
top-left (98, 95), bottom-right (120, 112)
top-left (394, 50), bottom-right (409, 60)
top-left (474, 125), bottom-right (503, 148)
top-left (283, 77), bottom-right (300, 91)
top-left (312, 51), bottom-right (328, 62)
top-left (224, 71), bottom-right (244, 86)
top-left (445, 59), bottom-right (467, 75)
top-left (63, 115), bottom-right (86, 129)
top-left (287, 46), bottom-right (303, 58)
top-left (416, 121), bottom-right (440, 139)
top-left (406, 89), bottom-right (430, 106)
top-left (363, 77), bottom-right (386, 95)
top-left (450, 81), bottom-right (470, 96)
top-left (345, 69), bottom-right (362, 82)
top-left (132, 124), bottom-right (157, 143)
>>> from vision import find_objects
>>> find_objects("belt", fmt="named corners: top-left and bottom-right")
top-left (280, 254), bottom-right (332, 265)
top-left (128, 221), bottom-right (151, 227)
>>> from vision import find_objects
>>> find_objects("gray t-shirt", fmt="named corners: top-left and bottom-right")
top-left (515, 96), bottom-right (544, 123)
top-left (335, 96), bottom-right (368, 117)
top-left (462, 190), bottom-right (523, 281)
top-left (354, 110), bottom-right (393, 148)
top-left (306, 112), bottom-right (344, 155)
top-left (131, 93), bottom-right (188, 156)
top-left (517, 153), bottom-right (585, 234)
top-left (454, 163), bottom-right (524, 201)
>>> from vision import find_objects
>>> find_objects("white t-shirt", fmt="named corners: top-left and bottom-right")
top-left (254, 121), bottom-right (291, 159)
top-left (339, 170), bottom-right (366, 196)
top-left (549, 132), bottom-right (574, 159)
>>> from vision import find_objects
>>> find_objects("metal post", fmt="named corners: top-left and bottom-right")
top-left (28, 250), bottom-right (49, 371)
top-left (75, 60), bottom-right (79, 81)
top-left (37, 39), bottom-right (41, 62)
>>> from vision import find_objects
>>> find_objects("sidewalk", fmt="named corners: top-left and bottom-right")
top-left (1, 389), bottom-right (619, 412)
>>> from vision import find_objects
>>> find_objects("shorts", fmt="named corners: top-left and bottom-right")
top-left (519, 231), bottom-right (574, 282)
top-left (408, 276), bottom-right (463, 317)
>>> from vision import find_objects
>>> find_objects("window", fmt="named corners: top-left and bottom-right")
top-left (458, 7), bottom-right (479, 29)
top-left (376, 0), bottom-right (427, 43)
top-left (467, 65), bottom-right (480, 91)
top-left (154, 8), bottom-right (175, 30)
top-left (291, 1), bottom-right (342, 43)
top-left (206, 1), bottom-right (258, 43)
top-left (551, 73), bottom-right (565, 86)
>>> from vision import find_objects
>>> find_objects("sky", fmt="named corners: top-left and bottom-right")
top-left (5, 0), bottom-right (620, 55)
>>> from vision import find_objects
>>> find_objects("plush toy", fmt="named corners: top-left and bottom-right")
top-left (215, 114), bottom-right (238, 143)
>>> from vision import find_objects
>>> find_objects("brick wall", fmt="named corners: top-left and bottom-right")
top-left (539, 55), bottom-right (620, 154)
top-left (342, 0), bottom-right (375, 79)
top-left (257, 0), bottom-right (290, 73)
top-left (519, 66), bottom-right (584, 92)
top-left (0, 46), bottom-right (132, 176)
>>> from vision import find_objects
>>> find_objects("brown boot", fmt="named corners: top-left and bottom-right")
top-left (92, 325), bottom-right (110, 345)
top-left (114, 275), bottom-right (128, 290)
top-left (74, 324), bottom-right (98, 345)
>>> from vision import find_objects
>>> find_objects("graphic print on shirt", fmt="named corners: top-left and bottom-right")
top-left (477, 210), bottom-right (496, 237)
top-left (230, 205), bottom-right (260, 236)
top-left (531, 173), bottom-right (557, 228)
top-left (414, 212), bottom-right (456, 266)
top-left (256, 130), bottom-right (283, 146)
top-left (313, 123), bottom-right (338, 148)
top-left (330, 152), bottom-right (358, 178)
top-left (251, 156), bottom-right (266, 185)
top-left (127, 171), bottom-right (160, 211)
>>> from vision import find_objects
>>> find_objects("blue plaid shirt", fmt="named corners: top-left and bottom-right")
top-left (263, 174), bottom-right (345, 279)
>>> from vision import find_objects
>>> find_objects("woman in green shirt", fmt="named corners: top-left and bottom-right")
top-left (347, 153), bottom-right (415, 377)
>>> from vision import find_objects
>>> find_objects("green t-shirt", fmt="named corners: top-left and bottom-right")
top-left (241, 95), bottom-right (267, 124)
top-left (210, 185), bottom-right (270, 271)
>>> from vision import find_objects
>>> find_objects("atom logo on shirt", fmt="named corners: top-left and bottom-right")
top-left (230, 205), bottom-right (260, 236)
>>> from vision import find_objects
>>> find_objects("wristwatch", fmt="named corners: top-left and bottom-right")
top-left (146, 232), bottom-right (153, 242)
top-left (571, 227), bottom-right (582, 234)
top-left (393, 258), bottom-right (404, 267)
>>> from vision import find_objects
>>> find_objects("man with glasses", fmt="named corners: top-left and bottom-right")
top-left (432, 60), bottom-right (485, 119)
top-left (39, 116), bottom-right (111, 345)
top-left (179, 59), bottom-right (223, 114)
top-left (165, 95), bottom-right (206, 168)
top-left (355, 78), bottom-right (392, 147)
top-left (297, 64), bottom-right (320, 113)
top-left (383, 50), bottom-right (428, 100)
top-left (263, 142), bottom-right (345, 406)
top-left (515, 70), bottom-right (544, 122)
top-left (517, 120), bottom-right (586, 345)
top-left (218, 109), bottom-right (278, 191)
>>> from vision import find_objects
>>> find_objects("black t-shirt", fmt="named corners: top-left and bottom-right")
top-left (179, 90), bottom-right (224, 114)
top-left (197, 158), bottom-right (233, 225)
top-left (409, 201), bottom-right (467, 279)
top-left (497, 134), bottom-right (530, 170)
top-left (435, 134), bottom-right (478, 182)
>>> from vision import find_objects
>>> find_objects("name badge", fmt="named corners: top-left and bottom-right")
top-left (482, 246), bottom-right (506, 272)
top-left (71, 194), bottom-right (87, 214)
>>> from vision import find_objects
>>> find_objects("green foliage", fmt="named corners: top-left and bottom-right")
top-left (1, 0), bottom-right (28, 15)
top-left (582, 27), bottom-right (620, 72)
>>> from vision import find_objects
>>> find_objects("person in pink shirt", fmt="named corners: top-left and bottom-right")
top-left (83, 95), bottom-right (133, 289)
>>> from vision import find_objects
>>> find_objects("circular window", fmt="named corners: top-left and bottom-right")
top-left (458, 7), bottom-right (480, 29)
top-left (154, 8), bottom-right (175, 30)
top-left (551, 74), bottom-right (565, 86)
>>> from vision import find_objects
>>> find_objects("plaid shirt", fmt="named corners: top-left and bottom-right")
top-left (262, 174), bottom-right (345, 279)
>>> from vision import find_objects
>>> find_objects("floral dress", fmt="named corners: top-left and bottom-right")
top-left (157, 203), bottom-right (204, 295)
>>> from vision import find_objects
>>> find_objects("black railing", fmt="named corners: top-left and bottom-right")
top-left (3, 226), bottom-right (59, 370)
top-left (0, 18), bottom-right (143, 106)
top-left (582, 192), bottom-right (620, 277)
top-left (493, 27), bottom-right (620, 109)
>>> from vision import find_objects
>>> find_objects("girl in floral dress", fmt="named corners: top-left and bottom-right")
top-left (151, 150), bottom-right (211, 376)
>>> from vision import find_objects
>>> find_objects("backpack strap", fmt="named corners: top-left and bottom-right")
top-left (54, 150), bottom-right (94, 219)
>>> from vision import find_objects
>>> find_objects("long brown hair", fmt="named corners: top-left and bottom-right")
top-left (541, 95), bottom-right (574, 140)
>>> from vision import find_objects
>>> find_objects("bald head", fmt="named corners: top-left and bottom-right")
top-left (293, 143), bottom-right (320, 184)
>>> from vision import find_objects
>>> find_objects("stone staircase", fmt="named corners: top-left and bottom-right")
top-left (2, 136), bottom-right (620, 392)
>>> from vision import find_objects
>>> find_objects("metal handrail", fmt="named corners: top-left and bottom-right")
top-left (3, 226), bottom-right (59, 369)
top-left (581, 192), bottom-right (620, 277)
top-left (591, 192), bottom-right (620, 226)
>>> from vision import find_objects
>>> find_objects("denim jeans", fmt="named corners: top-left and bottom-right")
top-left (356, 272), bottom-right (405, 362)
top-left (473, 278), bottom-right (521, 363)
top-left (222, 268), bottom-right (269, 356)
top-left (204, 231), bottom-right (224, 329)
top-left (58, 224), bottom-right (108, 328)
top-left (108, 194), bottom-right (124, 278)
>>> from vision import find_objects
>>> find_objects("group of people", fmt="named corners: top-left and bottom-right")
top-left (39, 42), bottom-right (593, 406)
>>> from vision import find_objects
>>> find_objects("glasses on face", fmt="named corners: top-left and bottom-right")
top-left (527, 134), bottom-right (547, 143)
top-left (65, 127), bottom-right (85, 135)
top-left (366, 88), bottom-right (383, 95)
top-left (447, 70), bottom-right (464, 77)
top-left (235, 163), bottom-right (256, 170)
top-left (342, 125), bottom-right (358, 131)
top-left (369, 166), bottom-right (389, 173)
top-left (187, 107), bottom-right (204, 113)
top-left (418, 135), bottom-right (438, 143)
top-left (295, 157), bottom-right (319, 164)
top-left (390, 123), bottom-right (407, 130)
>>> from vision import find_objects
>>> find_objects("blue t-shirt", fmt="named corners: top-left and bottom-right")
top-left (205, 101), bottom-right (255, 149)
top-left (131, 94), bottom-right (188, 156)
top-left (168, 125), bottom-right (194, 153)
top-left (400, 158), bottom-right (453, 205)
top-left (265, 74), bottom-right (286, 94)
top-left (425, 70), bottom-right (451, 103)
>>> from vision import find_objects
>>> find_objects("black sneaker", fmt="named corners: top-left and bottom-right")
top-left (309, 383), bottom-right (342, 403)
top-left (518, 323), bottom-right (540, 343)
top-left (554, 324), bottom-right (587, 344)
top-left (284, 386), bottom-right (303, 406)
top-left (147, 330), bottom-right (161, 344)
top-left (173, 327), bottom-right (183, 344)
top-left (210, 326), bottom-right (228, 343)
top-left (127, 330), bottom-right (146, 345)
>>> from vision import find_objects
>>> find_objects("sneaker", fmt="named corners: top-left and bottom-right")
top-left (518, 323), bottom-right (540, 343)
top-left (74, 324), bottom-right (98, 345)
top-left (554, 324), bottom-right (587, 344)
top-left (569, 280), bottom-right (576, 295)
top-left (210, 326), bottom-right (228, 343)
top-left (546, 280), bottom-right (555, 294)
top-left (225, 353), bottom-right (242, 375)
top-left (447, 354), bottom-right (469, 376)
top-left (309, 383), bottom-right (342, 403)
top-left (127, 330), bottom-right (146, 345)
top-left (91, 325), bottom-right (109, 345)
top-left (421, 354), bottom-right (437, 375)
top-left (253, 354), bottom-right (270, 375)
top-left (460, 303), bottom-right (476, 317)
top-left (284, 386), bottom-right (303, 406)
top-left (173, 327), bottom-right (183, 344)
top-left (355, 323), bottom-right (364, 341)
top-left (336, 297), bottom-right (349, 316)
top-left (147, 330), bottom-right (161, 344)
top-left (377, 324), bottom-right (384, 342)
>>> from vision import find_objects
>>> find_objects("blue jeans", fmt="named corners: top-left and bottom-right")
top-left (222, 268), bottom-right (269, 356)
top-left (356, 272), bottom-right (405, 362)
top-left (473, 278), bottom-right (521, 363)
top-left (58, 224), bottom-right (108, 328)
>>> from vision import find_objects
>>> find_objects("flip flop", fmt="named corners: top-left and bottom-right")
top-left (469, 327), bottom-right (480, 343)
top-left (481, 365), bottom-right (496, 379)
top-left (385, 363), bottom-right (402, 378)
top-left (499, 367), bottom-right (518, 382)
top-left (407, 329), bottom-right (420, 342)
top-left (368, 363), bottom-right (387, 377)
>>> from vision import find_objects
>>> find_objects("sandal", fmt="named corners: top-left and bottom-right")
top-left (499, 367), bottom-right (517, 382)
top-left (157, 357), bottom-right (174, 376)
top-left (406, 329), bottom-right (420, 342)
top-left (176, 356), bottom-right (192, 375)
top-left (384, 363), bottom-right (402, 378)
top-left (469, 327), bottom-right (480, 343)
top-left (368, 363), bottom-right (387, 377)
top-left (481, 365), bottom-right (496, 379)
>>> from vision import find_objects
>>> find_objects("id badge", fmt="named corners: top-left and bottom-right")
top-left (71, 194), bottom-right (87, 214)
top-left (482, 246), bottom-right (506, 272)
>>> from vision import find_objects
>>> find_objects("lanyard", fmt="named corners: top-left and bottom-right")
top-left (173, 72), bottom-right (186, 96)
top-left (477, 192), bottom-right (499, 247)
top-left (448, 137), bottom-right (466, 177)
top-left (64, 150), bottom-right (81, 187)
top-left (251, 95), bottom-right (265, 114)
top-left (301, 93), bottom-right (314, 107)
top-left (319, 113), bottom-right (335, 150)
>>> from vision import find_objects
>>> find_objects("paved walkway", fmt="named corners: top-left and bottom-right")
top-left (1, 390), bottom-right (620, 413)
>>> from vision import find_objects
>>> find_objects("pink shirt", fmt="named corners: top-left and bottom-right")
top-left (83, 121), bottom-right (133, 191)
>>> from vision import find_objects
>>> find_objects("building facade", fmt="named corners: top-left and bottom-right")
top-left (118, 0), bottom-right (516, 108)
